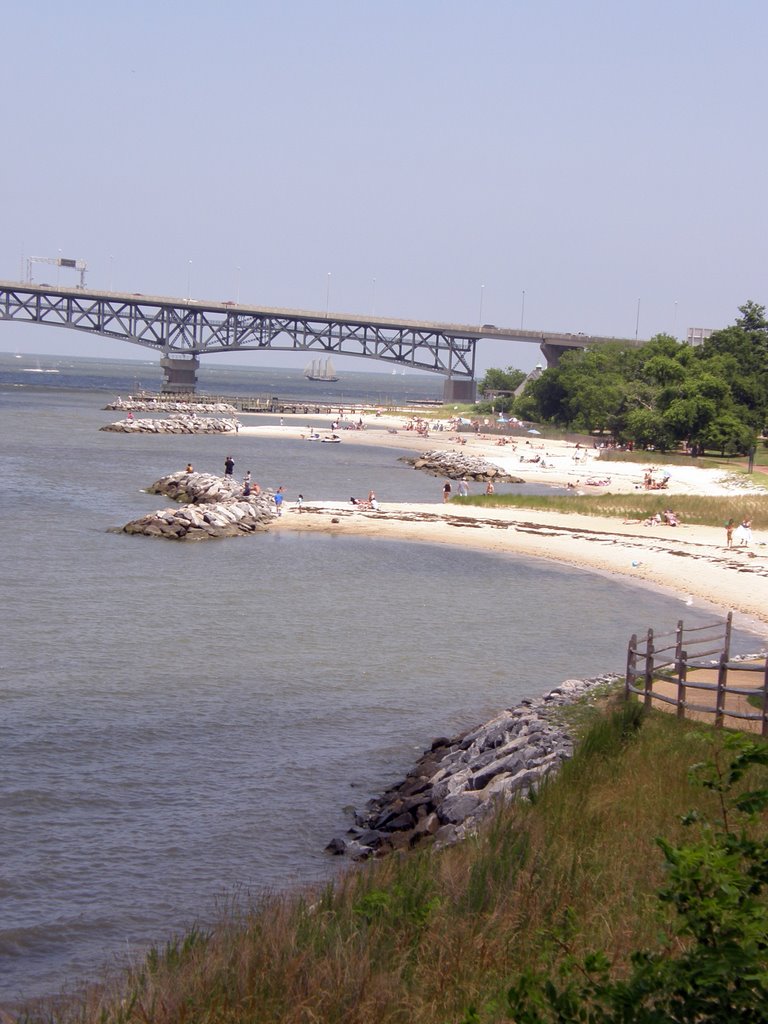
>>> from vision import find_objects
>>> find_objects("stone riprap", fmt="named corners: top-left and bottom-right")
top-left (118, 471), bottom-right (276, 540)
top-left (326, 673), bottom-right (620, 859)
top-left (101, 415), bottom-right (241, 434)
top-left (402, 450), bottom-right (524, 483)
top-left (104, 398), bottom-right (238, 414)
top-left (146, 471), bottom-right (244, 504)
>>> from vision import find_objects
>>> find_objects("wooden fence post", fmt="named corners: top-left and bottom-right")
top-left (644, 628), bottom-right (655, 710)
top-left (761, 659), bottom-right (768, 739)
top-left (674, 618), bottom-right (684, 670)
top-left (714, 613), bottom-right (733, 730)
top-left (676, 649), bottom-right (688, 721)
top-left (626, 633), bottom-right (638, 700)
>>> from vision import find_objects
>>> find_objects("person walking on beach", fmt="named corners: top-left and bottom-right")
top-left (725, 518), bottom-right (735, 548)
top-left (442, 480), bottom-right (452, 502)
top-left (736, 517), bottom-right (753, 546)
top-left (485, 480), bottom-right (495, 495)
top-left (274, 486), bottom-right (284, 515)
top-left (457, 477), bottom-right (469, 497)
top-left (224, 455), bottom-right (235, 479)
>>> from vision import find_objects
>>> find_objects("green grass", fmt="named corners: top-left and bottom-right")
top-left (598, 446), bottom-right (768, 472)
top-left (21, 703), bottom-right (768, 1024)
top-left (453, 490), bottom-right (768, 529)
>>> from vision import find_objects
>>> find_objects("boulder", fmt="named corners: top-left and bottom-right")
top-left (401, 450), bottom-right (523, 483)
top-left (329, 672), bottom-right (623, 858)
top-left (117, 471), bottom-right (277, 540)
top-left (101, 415), bottom-right (241, 434)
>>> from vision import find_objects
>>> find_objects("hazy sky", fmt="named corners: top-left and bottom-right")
top-left (2, 0), bottom-right (767, 374)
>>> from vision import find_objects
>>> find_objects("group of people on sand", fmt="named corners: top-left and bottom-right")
top-left (402, 417), bottom-right (431, 436)
top-left (646, 509), bottom-right (681, 527)
top-left (350, 490), bottom-right (381, 511)
top-left (641, 467), bottom-right (671, 490)
top-left (443, 478), bottom-right (495, 501)
top-left (623, 508), bottom-right (681, 527)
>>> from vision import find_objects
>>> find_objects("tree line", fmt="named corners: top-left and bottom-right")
top-left (478, 301), bottom-right (768, 454)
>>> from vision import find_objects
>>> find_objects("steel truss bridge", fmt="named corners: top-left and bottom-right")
top-left (0, 281), bottom-right (639, 398)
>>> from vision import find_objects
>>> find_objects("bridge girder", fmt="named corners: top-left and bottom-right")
top-left (0, 283), bottom-right (477, 380)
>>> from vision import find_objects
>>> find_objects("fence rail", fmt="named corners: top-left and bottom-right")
top-left (625, 613), bottom-right (768, 735)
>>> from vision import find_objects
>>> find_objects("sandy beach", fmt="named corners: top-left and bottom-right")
top-left (238, 412), bottom-right (768, 638)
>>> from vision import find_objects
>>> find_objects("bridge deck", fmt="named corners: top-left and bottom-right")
top-left (0, 280), bottom-right (638, 348)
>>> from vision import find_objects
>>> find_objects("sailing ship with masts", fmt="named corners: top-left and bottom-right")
top-left (304, 355), bottom-right (339, 382)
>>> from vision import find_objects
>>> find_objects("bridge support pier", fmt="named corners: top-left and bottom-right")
top-left (443, 377), bottom-right (477, 404)
top-left (540, 342), bottom-right (572, 369)
top-left (160, 355), bottom-right (200, 394)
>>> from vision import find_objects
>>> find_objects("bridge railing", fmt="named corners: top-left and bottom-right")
top-left (625, 613), bottom-right (768, 735)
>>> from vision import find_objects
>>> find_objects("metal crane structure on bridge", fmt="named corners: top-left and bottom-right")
top-left (0, 280), bottom-right (641, 399)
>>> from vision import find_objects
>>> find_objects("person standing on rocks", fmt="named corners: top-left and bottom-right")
top-left (224, 455), bottom-right (235, 479)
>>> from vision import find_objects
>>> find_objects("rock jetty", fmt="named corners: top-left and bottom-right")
top-left (326, 673), bottom-right (620, 859)
top-left (104, 398), bottom-right (238, 414)
top-left (402, 449), bottom-right (523, 483)
top-left (101, 415), bottom-right (240, 434)
top-left (117, 470), bottom-right (276, 540)
top-left (146, 471), bottom-right (245, 504)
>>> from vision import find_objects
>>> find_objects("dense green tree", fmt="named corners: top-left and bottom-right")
top-left (477, 366), bottom-right (526, 397)
top-left (509, 309), bottom-right (768, 449)
top-left (624, 407), bottom-right (676, 451)
top-left (735, 299), bottom-right (768, 332)
top-left (699, 414), bottom-right (756, 456)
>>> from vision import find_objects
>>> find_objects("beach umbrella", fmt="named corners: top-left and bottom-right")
top-left (527, 428), bottom-right (541, 435)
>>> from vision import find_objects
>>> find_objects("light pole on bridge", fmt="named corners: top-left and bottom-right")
top-left (187, 260), bottom-right (192, 301)
top-left (325, 272), bottom-right (331, 316)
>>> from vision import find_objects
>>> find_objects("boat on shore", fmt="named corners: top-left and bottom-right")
top-left (304, 356), bottom-right (339, 382)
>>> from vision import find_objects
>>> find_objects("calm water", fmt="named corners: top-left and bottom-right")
top-left (0, 354), bottom-right (762, 1005)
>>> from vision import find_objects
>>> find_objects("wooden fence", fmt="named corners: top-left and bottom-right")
top-left (625, 613), bottom-right (768, 736)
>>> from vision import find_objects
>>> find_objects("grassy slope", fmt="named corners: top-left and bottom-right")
top-left (455, 491), bottom-right (768, 530)
top-left (27, 699), bottom-right (768, 1024)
